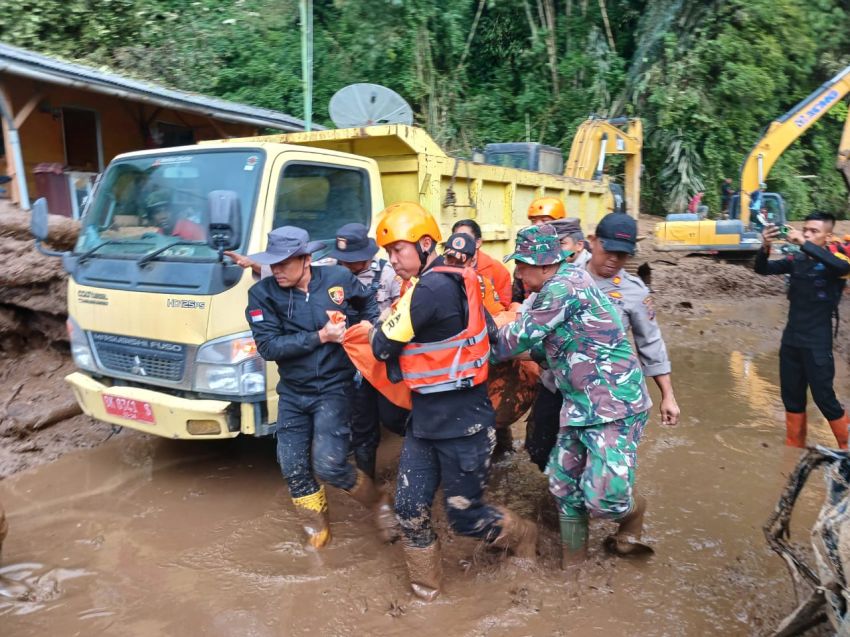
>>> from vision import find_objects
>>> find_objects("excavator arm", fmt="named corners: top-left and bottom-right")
top-left (740, 65), bottom-right (850, 225)
top-left (565, 117), bottom-right (642, 216)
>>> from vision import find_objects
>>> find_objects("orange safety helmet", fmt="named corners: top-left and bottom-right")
top-left (527, 196), bottom-right (566, 221)
top-left (376, 201), bottom-right (443, 247)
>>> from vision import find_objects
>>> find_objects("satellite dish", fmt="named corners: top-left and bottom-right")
top-left (329, 83), bottom-right (414, 128)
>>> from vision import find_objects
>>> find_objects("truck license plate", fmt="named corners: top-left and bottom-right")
top-left (102, 395), bottom-right (156, 424)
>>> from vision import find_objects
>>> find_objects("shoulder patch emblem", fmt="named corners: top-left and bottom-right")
top-left (328, 286), bottom-right (345, 305)
top-left (643, 295), bottom-right (656, 320)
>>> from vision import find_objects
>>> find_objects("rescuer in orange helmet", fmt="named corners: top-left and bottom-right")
top-left (368, 201), bottom-right (538, 601)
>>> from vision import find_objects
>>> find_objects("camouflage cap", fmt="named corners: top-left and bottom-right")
top-left (503, 223), bottom-right (565, 265)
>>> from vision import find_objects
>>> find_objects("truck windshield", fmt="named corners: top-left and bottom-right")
top-left (75, 150), bottom-right (264, 260)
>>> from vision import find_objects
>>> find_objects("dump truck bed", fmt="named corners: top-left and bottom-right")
top-left (221, 124), bottom-right (617, 259)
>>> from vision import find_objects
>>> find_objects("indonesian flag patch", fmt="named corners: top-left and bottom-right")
top-left (249, 309), bottom-right (264, 323)
top-left (328, 286), bottom-right (345, 305)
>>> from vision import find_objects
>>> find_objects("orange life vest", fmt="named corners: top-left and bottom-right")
top-left (398, 265), bottom-right (490, 394)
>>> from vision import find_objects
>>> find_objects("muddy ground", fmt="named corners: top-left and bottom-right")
top-left (1, 212), bottom-right (849, 635)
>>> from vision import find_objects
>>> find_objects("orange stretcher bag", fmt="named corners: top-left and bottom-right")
top-left (343, 322), bottom-right (413, 409)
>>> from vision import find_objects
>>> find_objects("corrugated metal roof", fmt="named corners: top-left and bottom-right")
top-left (0, 42), bottom-right (319, 132)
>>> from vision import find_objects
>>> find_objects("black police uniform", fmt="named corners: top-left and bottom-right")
top-left (349, 258), bottom-right (409, 478)
top-left (371, 258), bottom-right (501, 548)
top-left (247, 265), bottom-right (379, 498)
top-left (755, 241), bottom-right (849, 419)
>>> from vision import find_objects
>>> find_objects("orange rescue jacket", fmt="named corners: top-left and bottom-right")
top-left (398, 266), bottom-right (490, 394)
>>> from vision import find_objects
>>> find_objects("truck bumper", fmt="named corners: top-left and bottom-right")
top-left (66, 372), bottom-right (240, 440)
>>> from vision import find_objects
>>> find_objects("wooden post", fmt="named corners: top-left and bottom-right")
top-left (0, 81), bottom-right (20, 205)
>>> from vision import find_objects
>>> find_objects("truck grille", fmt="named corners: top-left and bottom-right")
top-left (90, 332), bottom-right (187, 382)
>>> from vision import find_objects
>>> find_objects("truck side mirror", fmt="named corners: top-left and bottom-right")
top-left (31, 197), bottom-right (50, 241)
top-left (208, 190), bottom-right (241, 252)
top-left (30, 197), bottom-right (65, 258)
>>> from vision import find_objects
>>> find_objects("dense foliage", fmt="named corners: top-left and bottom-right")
top-left (3, 0), bottom-right (850, 217)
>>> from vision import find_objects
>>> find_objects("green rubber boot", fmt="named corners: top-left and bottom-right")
top-left (559, 515), bottom-right (588, 570)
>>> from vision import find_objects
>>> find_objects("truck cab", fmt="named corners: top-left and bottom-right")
top-left (62, 142), bottom-right (382, 440)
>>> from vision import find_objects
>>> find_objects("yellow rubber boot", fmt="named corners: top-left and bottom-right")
top-left (292, 486), bottom-right (331, 549)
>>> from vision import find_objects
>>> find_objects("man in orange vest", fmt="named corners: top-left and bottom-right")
top-left (368, 202), bottom-right (538, 601)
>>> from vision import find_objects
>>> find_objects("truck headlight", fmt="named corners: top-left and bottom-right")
top-left (193, 332), bottom-right (265, 396)
top-left (67, 317), bottom-right (96, 371)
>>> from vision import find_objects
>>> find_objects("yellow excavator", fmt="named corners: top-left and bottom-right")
top-left (656, 64), bottom-right (850, 253)
top-left (483, 116), bottom-right (643, 221)
top-left (563, 116), bottom-right (643, 216)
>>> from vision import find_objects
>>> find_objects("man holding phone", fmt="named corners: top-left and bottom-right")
top-left (755, 212), bottom-right (850, 448)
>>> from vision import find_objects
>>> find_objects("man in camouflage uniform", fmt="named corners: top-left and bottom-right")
top-left (490, 224), bottom-right (653, 569)
top-left (525, 215), bottom-right (680, 470)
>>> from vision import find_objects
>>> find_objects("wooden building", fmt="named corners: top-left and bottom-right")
top-left (0, 43), bottom-right (311, 215)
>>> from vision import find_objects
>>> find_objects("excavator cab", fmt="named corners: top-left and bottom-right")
top-left (483, 143), bottom-right (565, 175)
top-left (727, 192), bottom-right (787, 228)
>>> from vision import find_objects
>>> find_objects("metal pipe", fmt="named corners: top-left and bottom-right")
top-left (299, 0), bottom-right (313, 131)
top-left (0, 84), bottom-right (30, 209)
top-left (594, 134), bottom-right (608, 180)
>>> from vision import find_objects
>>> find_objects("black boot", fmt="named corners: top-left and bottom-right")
top-left (353, 447), bottom-right (377, 480)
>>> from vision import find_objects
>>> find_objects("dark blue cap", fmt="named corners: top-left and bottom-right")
top-left (595, 213), bottom-right (637, 255)
top-left (328, 223), bottom-right (379, 262)
top-left (248, 226), bottom-right (325, 265)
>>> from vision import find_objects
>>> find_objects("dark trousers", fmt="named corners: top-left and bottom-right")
top-left (395, 427), bottom-right (502, 548)
top-left (350, 378), bottom-right (409, 478)
top-left (780, 343), bottom-right (844, 420)
top-left (524, 384), bottom-right (563, 472)
top-left (275, 385), bottom-right (357, 499)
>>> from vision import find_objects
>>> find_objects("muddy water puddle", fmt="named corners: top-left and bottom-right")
top-left (1, 300), bottom-right (844, 636)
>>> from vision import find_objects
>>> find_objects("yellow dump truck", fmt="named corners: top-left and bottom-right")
top-left (40, 124), bottom-right (628, 440)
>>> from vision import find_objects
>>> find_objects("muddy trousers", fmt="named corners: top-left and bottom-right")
top-left (350, 377), bottom-right (410, 478)
top-left (547, 412), bottom-right (648, 521)
top-left (275, 386), bottom-right (357, 499)
top-left (524, 384), bottom-right (563, 472)
top-left (395, 428), bottom-right (502, 548)
top-left (780, 344), bottom-right (845, 421)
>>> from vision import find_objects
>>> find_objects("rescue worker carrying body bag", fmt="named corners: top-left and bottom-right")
top-left (363, 202), bottom-right (538, 601)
